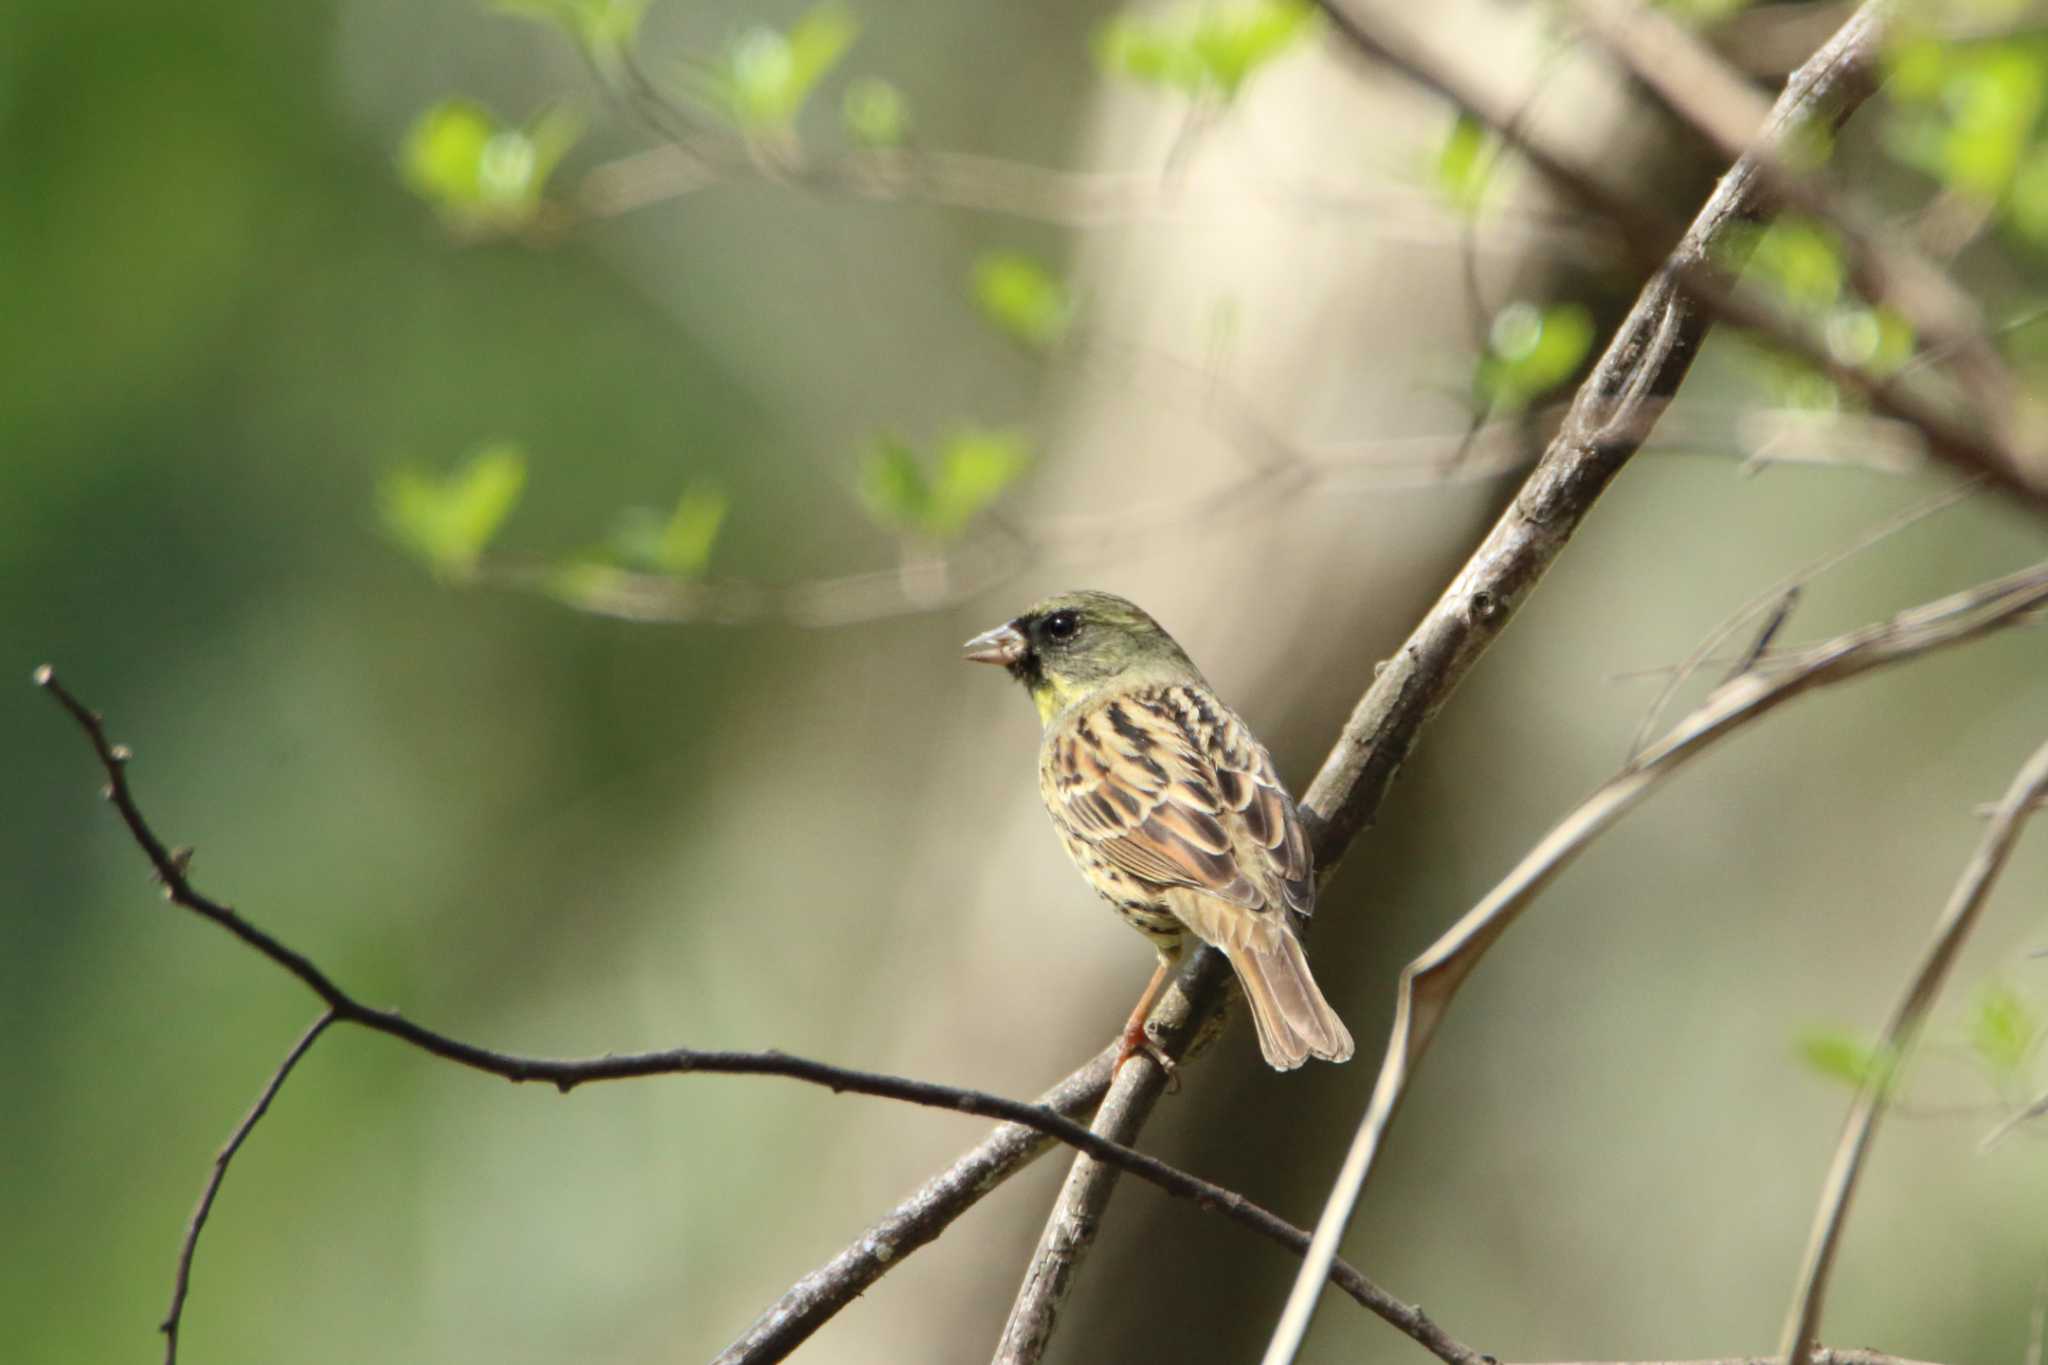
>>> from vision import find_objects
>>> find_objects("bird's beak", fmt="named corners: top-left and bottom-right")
top-left (962, 621), bottom-right (1028, 666)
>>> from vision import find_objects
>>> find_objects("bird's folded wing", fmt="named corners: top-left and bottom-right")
top-left (1048, 688), bottom-right (1314, 916)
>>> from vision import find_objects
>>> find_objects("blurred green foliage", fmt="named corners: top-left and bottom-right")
top-left (1716, 217), bottom-right (1915, 408)
top-left (400, 99), bottom-right (583, 235)
top-left (1887, 34), bottom-right (2046, 203)
top-left (842, 75), bottom-right (911, 146)
top-left (493, 0), bottom-right (651, 69)
top-left (1796, 1028), bottom-right (1897, 1093)
top-left (972, 251), bottom-right (1073, 350)
top-left (858, 429), bottom-right (1032, 540)
top-left (691, 1), bottom-right (862, 132)
top-left (608, 486), bottom-right (730, 576)
top-left (1967, 981), bottom-right (2043, 1086)
top-left (380, 444), bottom-right (529, 580)
top-left (1094, 0), bottom-right (1317, 102)
top-left (1433, 113), bottom-right (1502, 218)
top-left (1476, 300), bottom-right (1595, 411)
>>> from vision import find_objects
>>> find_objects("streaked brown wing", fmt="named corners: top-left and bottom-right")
top-left (1046, 687), bottom-right (1313, 915)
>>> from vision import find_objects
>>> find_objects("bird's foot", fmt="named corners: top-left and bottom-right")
top-left (1115, 1025), bottom-right (1179, 1093)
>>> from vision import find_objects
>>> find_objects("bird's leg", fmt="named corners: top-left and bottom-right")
top-left (1115, 955), bottom-right (1179, 1088)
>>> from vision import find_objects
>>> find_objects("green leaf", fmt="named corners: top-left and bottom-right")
top-left (380, 444), bottom-right (527, 578)
top-left (926, 429), bottom-right (1031, 538)
top-left (493, 0), bottom-right (650, 67)
top-left (1096, 18), bottom-right (1207, 94)
top-left (1095, 0), bottom-right (1316, 101)
top-left (783, 4), bottom-right (862, 116)
top-left (1433, 113), bottom-right (1499, 216)
top-left (657, 486), bottom-right (728, 575)
top-left (1795, 1028), bottom-right (1895, 1092)
top-left (706, 2), bottom-right (861, 130)
top-left (1968, 982), bottom-right (2041, 1081)
top-left (605, 486), bottom-right (726, 577)
top-left (1476, 301), bottom-right (1595, 410)
top-left (973, 252), bottom-right (1073, 350)
top-left (858, 436), bottom-right (931, 533)
top-left (400, 100), bottom-right (496, 209)
top-left (1824, 304), bottom-right (1915, 375)
top-left (1190, 0), bottom-right (1317, 98)
top-left (842, 76), bottom-right (911, 147)
top-left (399, 99), bottom-right (583, 233)
top-left (2006, 142), bottom-right (2048, 243)
top-left (1736, 217), bottom-right (1847, 315)
top-left (1883, 35), bottom-right (2048, 202)
top-left (857, 430), bottom-right (1029, 539)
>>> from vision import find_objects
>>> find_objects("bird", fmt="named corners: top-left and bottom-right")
top-left (963, 590), bottom-right (1353, 1072)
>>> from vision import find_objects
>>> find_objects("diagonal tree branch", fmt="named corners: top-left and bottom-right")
top-left (1265, 559), bottom-right (2048, 1365)
top-left (160, 1010), bottom-right (335, 1365)
top-left (996, 11), bottom-right (1901, 1362)
top-left (32, 666), bottom-right (1472, 1365)
top-left (1778, 736), bottom-right (2048, 1365)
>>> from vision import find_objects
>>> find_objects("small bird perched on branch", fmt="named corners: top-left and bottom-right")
top-left (964, 590), bottom-right (1353, 1072)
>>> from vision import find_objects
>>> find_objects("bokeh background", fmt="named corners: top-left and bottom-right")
top-left (6, 2), bottom-right (2046, 1363)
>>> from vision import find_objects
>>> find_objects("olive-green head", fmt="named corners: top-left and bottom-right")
top-left (962, 590), bottom-right (1201, 723)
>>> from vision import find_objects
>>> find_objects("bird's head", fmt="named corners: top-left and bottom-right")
top-left (962, 590), bottom-right (1200, 724)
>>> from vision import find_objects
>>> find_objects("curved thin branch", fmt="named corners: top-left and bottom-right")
top-left (32, 667), bottom-right (1472, 1365)
top-left (160, 1011), bottom-right (335, 1365)
top-left (1624, 477), bottom-right (1980, 760)
top-left (572, 141), bottom-right (1615, 259)
top-left (1779, 736), bottom-right (2048, 1365)
top-left (1268, 558), bottom-right (2048, 1365)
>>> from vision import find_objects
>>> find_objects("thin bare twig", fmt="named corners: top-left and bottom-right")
top-left (1779, 736), bottom-right (2048, 1365)
top-left (1624, 477), bottom-right (1980, 760)
top-left (1267, 558), bottom-right (2048, 1365)
top-left (32, 667), bottom-right (1470, 1365)
top-left (573, 141), bottom-right (1615, 259)
top-left (160, 1010), bottom-right (335, 1365)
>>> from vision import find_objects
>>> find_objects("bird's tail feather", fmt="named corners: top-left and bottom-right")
top-left (1231, 930), bottom-right (1354, 1071)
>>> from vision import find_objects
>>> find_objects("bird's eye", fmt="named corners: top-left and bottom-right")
top-left (1043, 610), bottom-right (1081, 642)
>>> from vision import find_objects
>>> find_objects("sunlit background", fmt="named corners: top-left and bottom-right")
top-left (6, 1), bottom-right (2046, 1362)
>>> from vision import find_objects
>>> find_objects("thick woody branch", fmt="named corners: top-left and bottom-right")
top-left (1778, 736), bottom-right (2048, 1365)
top-left (999, 10), bottom-right (1901, 1362)
top-left (33, 667), bottom-right (1467, 1365)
